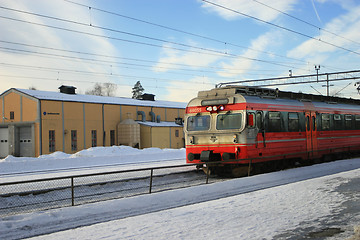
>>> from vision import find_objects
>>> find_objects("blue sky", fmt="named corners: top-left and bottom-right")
top-left (1, 0), bottom-right (360, 102)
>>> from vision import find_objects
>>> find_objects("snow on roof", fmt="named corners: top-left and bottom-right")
top-left (137, 121), bottom-right (183, 127)
top-left (9, 88), bottom-right (186, 109)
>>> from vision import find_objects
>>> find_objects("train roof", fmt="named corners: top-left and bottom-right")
top-left (196, 86), bottom-right (360, 106)
top-left (186, 86), bottom-right (360, 113)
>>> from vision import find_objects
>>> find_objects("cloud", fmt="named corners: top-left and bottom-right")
top-left (152, 42), bottom-right (223, 73)
top-left (217, 31), bottom-right (279, 78)
top-left (0, 0), bottom-right (120, 94)
top-left (287, 4), bottom-right (360, 59)
top-left (163, 77), bottom-right (215, 102)
top-left (200, 0), bottom-right (297, 22)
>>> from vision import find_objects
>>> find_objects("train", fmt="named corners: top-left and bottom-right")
top-left (184, 86), bottom-right (360, 176)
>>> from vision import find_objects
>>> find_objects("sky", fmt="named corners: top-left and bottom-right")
top-left (1, 0), bottom-right (360, 102)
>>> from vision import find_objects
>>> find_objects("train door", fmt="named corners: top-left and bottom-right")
top-left (305, 111), bottom-right (318, 158)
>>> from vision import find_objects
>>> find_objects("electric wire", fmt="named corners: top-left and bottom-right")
top-left (63, 0), bottom-right (310, 65)
top-left (0, 40), bottom-right (285, 76)
top-left (0, 5), bottom-right (312, 70)
top-left (202, 0), bottom-right (360, 56)
top-left (252, 0), bottom-right (360, 47)
top-left (0, 62), bottom-right (217, 87)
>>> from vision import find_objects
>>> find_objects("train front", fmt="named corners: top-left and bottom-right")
top-left (184, 87), bottom-right (250, 174)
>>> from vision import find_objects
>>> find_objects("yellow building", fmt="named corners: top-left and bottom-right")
top-left (0, 86), bottom-right (185, 158)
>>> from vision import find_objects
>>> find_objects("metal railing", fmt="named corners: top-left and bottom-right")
top-left (0, 163), bottom-right (214, 217)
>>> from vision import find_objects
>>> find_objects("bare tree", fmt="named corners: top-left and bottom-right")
top-left (86, 82), bottom-right (117, 96)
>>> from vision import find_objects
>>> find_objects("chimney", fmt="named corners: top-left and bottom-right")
top-left (59, 85), bottom-right (76, 94)
top-left (140, 93), bottom-right (155, 101)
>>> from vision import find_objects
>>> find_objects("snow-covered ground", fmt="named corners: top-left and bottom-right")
top-left (0, 147), bottom-right (359, 239)
top-left (0, 146), bottom-right (186, 175)
top-left (0, 146), bottom-right (186, 183)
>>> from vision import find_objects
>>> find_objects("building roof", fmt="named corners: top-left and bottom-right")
top-left (137, 121), bottom-right (183, 127)
top-left (3, 88), bottom-right (186, 109)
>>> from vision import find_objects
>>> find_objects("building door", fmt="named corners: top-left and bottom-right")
top-left (0, 128), bottom-right (9, 158)
top-left (305, 112), bottom-right (318, 158)
top-left (19, 126), bottom-right (33, 157)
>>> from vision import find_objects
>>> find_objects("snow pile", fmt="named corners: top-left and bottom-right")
top-left (0, 146), bottom-right (185, 174)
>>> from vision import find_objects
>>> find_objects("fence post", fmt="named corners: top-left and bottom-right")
top-left (71, 177), bottom-right (74, 206)
top-left (206, 166), bottom-right (210, 184)
top-left (149, 169), bottom-right (153, 194)
top-left (248, 159), bottom-right (252, 177)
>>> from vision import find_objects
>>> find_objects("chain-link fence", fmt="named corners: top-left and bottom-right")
top-left (0, 163), bottom-right (217, 217)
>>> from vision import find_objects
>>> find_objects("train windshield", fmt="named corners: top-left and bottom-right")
top-left (187, 115), bottom-right (210, 131)
top-left (216, 113), bottom-right (242, 130)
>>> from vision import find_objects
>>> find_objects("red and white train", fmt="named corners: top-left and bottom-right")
top-left (184, 86), bottom-right (360, 176)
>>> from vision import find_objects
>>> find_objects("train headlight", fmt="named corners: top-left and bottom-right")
top-left (206, 105), bottom-right (225, 112)
top-left (233, 134), bottom-right (238, 143)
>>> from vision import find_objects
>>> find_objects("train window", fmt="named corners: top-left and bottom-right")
top-left (334, 114), bottom-right (343, 130)
top-left (268, 111), bottom-right (282, 132)
top-left (345, 115), bottom-right (353, 130)
top-left (216, 113), bottom-right (242, 130)
top-left (187, 115), bottom-right (210, 131)
top-left (321, 114), bottom-right (330, 131)
top-left (247, 112), bottom-right (255, 128)
top-left (355, 115), bottom-right (360, 129)
top-left (288, 112), bottom-right (299, 132)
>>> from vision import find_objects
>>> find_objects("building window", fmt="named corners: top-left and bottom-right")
top-left (91, 130), bottom-right (97, 147)
top-left (49, 130), bottom-right (55, 152)
top-left (175, 129), bottom-right (179, 137)
top-left (71, 130), bottom-right (77, 151)
top-left (110, 130), bottom-right (115, 146)
top-left (10, 111), bottom-right (14, 120)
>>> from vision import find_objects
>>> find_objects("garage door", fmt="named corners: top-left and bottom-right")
top-left (19, 126), bottom-right (32, 157)
top-left (0, 128), bottom-right (9, 158)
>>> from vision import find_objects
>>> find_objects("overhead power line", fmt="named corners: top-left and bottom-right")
top-left (0, 62), bottom-right (217, 86)
top-left (0, 13), bottom-right (305, 71)
top-left (202, 0), bottom-right (360, 57)
top-left (252, 0), bottom-right (360, 47)
top-left (217, 69), bottom-right (360, 89)
top-left (0, 73), bottom-right (210, 92)
top-left (63, 0), bottom-right (309, 65)
top-left (0, 5), bottom-right (316, 70)
top-left (0, 39), bottom-right (282, 75)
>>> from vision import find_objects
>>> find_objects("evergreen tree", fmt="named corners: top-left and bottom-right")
top-left (132, 81), bottom-right (144, 99)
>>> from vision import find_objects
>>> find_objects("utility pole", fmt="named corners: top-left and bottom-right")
top-left (315, 65), bottom-right (320, 82)
top-left (322, 74), bottom-right (334, 96)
